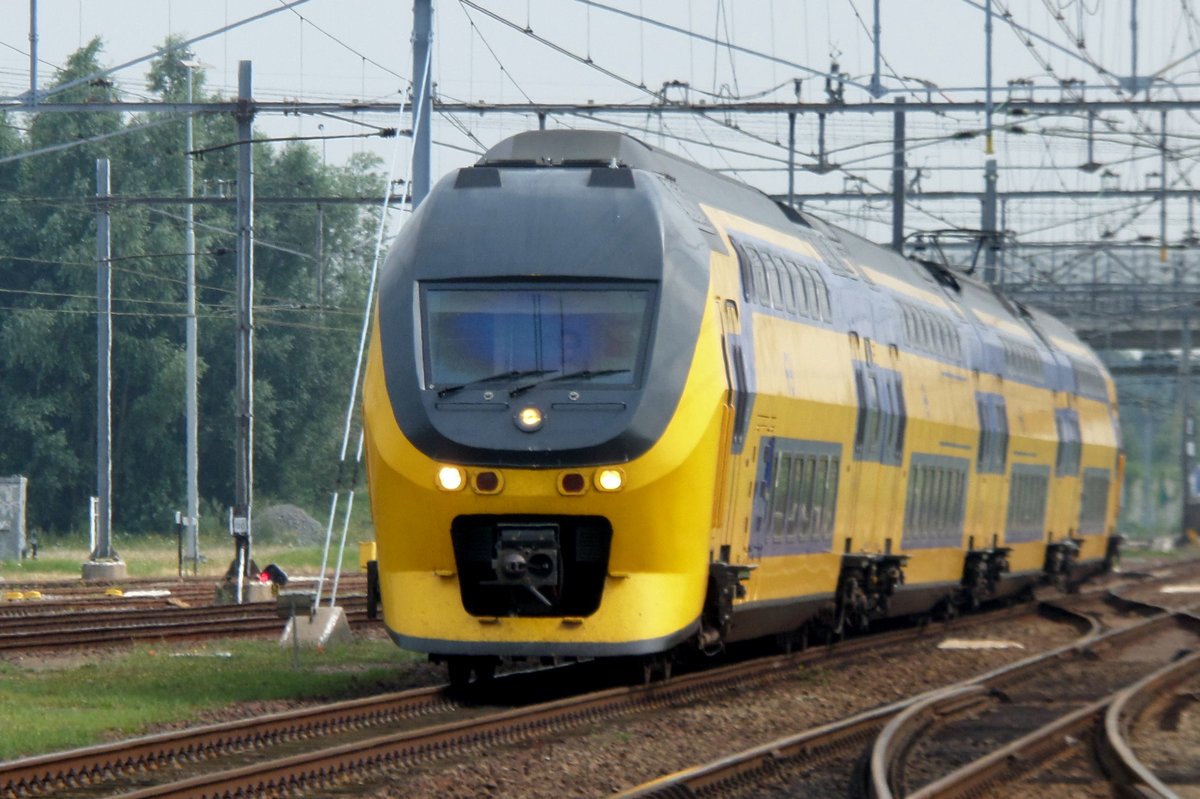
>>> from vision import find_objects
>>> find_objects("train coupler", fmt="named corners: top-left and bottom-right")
top-left (1044, 538), bottom-right (1082, 591)
top-left (702, 561), bottom-right (756, 643)
top-left (959, 547), bottom-right (1012, 609)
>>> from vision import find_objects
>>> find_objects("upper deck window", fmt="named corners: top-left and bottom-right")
top-left (422, 284), bottom-right (652, 389)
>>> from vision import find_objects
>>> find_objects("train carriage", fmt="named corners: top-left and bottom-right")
top-left (362, 129), bottom-right (1122, 681)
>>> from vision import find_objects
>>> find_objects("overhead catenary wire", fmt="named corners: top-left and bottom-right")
top-left (313, 48), bottom-right (426, 614)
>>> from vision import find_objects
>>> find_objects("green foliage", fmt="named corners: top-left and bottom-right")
top-left (0, 40), bottom-right (382, 534)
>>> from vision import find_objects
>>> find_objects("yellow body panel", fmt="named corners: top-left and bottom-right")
top-left (365, 195), bottom-right (1121, 660)
top-left (364, 295), bottom-right (729, 649)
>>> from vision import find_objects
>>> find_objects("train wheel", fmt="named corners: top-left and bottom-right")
top-left (446, 657), bottom-right (472, 689)
top-left (474, 657), bottom-right (498, 685)
top-left (447, 656), bottom-right (498, 689)
top-left (776, 627), bottom-right (809, 654)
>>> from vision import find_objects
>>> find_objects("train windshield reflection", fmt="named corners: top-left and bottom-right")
top-left (423, 285), bottom-right (651, 389)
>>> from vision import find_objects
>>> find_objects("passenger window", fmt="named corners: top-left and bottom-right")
top-left (747, 248), bottom-right (769, 306)
top-left (764, 262), bottom-right (783, 311)
top-left (785, 457), bottom-right (803, 539)
top-left (802, 270), bottom-right (818, 319)
top-left (864, 372), bottom-right (882, 457)
top-left (771, 454), bottom-right (791, 542)
top-left (811, 456), bottom-right (826, 536)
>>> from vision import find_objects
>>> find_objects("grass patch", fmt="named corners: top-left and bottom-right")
top-left (0, 638), bottom-right (422, 761)
top-left (0, 537), bottom-right (364, 581)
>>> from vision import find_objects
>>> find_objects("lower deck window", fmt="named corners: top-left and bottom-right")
top-left (1078, 468), bottom-right (1110, 534)
top-left (751, 438), bottom-right (841, 556)
top-left (1006, 464), bottom-right (1050, 543)
top-left (902, 454), bottom-right (969, 549)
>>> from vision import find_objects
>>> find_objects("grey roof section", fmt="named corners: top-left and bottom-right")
top-left (479, 130), bottom-right (796, 234)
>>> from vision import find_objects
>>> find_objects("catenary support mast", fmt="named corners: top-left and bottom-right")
top-left (412, 0), bottom-right (433, 208)
top-left (231, 61), bottom-right (255, 593)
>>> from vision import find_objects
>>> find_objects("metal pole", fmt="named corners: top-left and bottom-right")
top-left (869, 0), bottom-right (884, 98)
top-left (891, 97), bottom-right (906, 252)
top-left (1161, 110), bottom-right (1169, 263)
top-left (94, 158), bottom-right (113, 560)
top-left (1142, 399), bottom-right (1153, 530)
top-left (28, 0), bottom-right (37, 107)
top-left (315, 204), bottom-right (324, 308)
top-left (1130, 0), bottom-right (1140, 94)
top-left (412, 0), bottom-right (433, 208)
top-left (985, 0), bottom-right (994, 154)
top-left (999, 198), bottom-right (1008, 286)
top-left (982, 159), bottom-right (998, 284)
top-left (817, 112), bottom-right (827, 169)
top-left (1181, 312), bottom-right (1191, 543)
top-left (232, 61), bottom-right (255, 583)
top-left (786, 111), bottom-right (795, 207)
top-left (184, 65), bottom-right (200, 573)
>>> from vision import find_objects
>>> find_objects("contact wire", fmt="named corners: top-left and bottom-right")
top-left (314, 44), bottom-right (429, 613)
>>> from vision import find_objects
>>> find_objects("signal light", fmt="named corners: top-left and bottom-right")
top-left (436, 465), bottom-right (465, 491)
top-left (559, 472), bottom-right (586, 494)
top-left (595, 468), bottom-right (625, 492)
top-left (474, 470), bottom-right (502, 494)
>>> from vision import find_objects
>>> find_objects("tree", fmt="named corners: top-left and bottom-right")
top-left (0, 38), bottom-right (382, 534)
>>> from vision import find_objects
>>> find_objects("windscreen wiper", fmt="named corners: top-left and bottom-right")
top-left (509, 369), bottom-right (632, 398)
top-left (436, 369), bottom-right (557, 399)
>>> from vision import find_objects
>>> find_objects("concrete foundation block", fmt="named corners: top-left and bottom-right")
top-left (214, 581), bottom-right (275, 605)
top-left (81, 559), bottom-right (127, 582)
top-left (279, 605), bottom-right (353, 649)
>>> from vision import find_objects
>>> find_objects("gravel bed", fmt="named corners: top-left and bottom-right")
top-left (995, 741), bottom-right (1112, 799)
top-left (347, 614), bottom-right (1081, 798)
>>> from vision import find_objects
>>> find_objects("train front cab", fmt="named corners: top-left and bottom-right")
top-left (362, 291), bottom-right (731, 666)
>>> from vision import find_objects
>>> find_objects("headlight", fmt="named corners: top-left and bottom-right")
top-left (595, 468), bottom-right (625, 492)
top-left (515, 406), bottom-right (544, 432)
top-left (436, 465), bottom-right (465, 491)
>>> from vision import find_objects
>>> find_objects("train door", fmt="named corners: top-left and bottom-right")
top-left (842, 332), bottom-right (875, 552)
top-left (716, 298), bottom-right (754, 559)
top-left (971, 385), bottom-right (1008, 551)
top-left (875, 342), bottom-right (906, 551)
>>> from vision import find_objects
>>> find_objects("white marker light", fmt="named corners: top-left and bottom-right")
top-left (596, 468), bottom-right (624, 492)
top-left (436, 465), bottom-right (465, 491)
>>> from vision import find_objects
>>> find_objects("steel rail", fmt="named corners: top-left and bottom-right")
top-left (0, 598), bottom-right (1072, 799)
top-left (616, 588), bottom-right (1176, 799)
top-left (107, 656), bottom-right (838, 799)
top-left (0, 602), bottom-right (376, 653)
top-left (874, 607), bottom-right (1200, 799)
top-left (3, 569), bottom-right (1190, 799)
top-left (1103, 644), bottom-right (1200, 798)
top-left (0, 685), bottom-right (456, 799)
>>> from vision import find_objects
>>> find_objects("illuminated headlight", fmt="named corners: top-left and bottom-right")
top-left (436, 465), bottom-right (465, 491)
top-left (515, 406), bottom-right (544, 432)
top-left (595, 468), bottom-right (625, 492)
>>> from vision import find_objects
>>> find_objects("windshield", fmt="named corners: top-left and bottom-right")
top-left (423, 284), bottom-right (652, 389)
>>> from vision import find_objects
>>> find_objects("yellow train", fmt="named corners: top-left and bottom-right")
top-left (362, 130), bottom-right (1122, 683)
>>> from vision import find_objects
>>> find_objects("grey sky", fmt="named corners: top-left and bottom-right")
top-left (2, 1), bottom-right (1196, 246)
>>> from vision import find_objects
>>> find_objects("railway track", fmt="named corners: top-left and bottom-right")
top-left (615, 583), bottom-right (1196, 799)
top-left (0, 576), bottom-right (369, 615)
top-left (0, 597), bottom-right (1093, 799)
top-left (2, 565), bottom-right (1194, 798)
top-left (1105, 646), bottom-right (1200, 798)
top-left (868, 606), bottom-right (1200, 798)
top-left (0, 592), bottom-right (377, 653)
